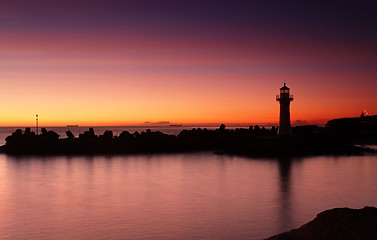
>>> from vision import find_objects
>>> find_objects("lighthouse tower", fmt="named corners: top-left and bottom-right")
top-left (276, 83), bottom-right (293, 135)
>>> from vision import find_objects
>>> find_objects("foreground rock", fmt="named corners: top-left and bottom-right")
top-left (265, 206), bottom-right (377, 240)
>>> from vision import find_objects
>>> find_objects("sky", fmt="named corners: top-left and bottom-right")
top-left (1, 0), bottom-right (377, 126)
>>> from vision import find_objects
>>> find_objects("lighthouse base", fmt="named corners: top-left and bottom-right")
top-left (278, 126), bottom-right (292, 136)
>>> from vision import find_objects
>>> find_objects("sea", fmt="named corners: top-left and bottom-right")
top-left (0, 127), bottom-right (376, 240)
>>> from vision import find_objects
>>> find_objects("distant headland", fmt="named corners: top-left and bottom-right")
top-left (0, 115), bottom-right (376, 157)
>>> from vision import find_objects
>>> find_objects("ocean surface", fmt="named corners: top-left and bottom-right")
top-left (0, 152), bottom-right (376, 240)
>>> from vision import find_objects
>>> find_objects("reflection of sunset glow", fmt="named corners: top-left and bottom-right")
top-left (1, 1), bottom-right (376, 126)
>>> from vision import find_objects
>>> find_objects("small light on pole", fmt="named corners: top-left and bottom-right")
top-left (36, 114), bottom-right (39, 135)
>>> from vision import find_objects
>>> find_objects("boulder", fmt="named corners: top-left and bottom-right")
top-left (265, 206), bottom-right (377, 240)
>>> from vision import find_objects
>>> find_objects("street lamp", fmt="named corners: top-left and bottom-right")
top-left (36, 114), bottom-right (39, 135)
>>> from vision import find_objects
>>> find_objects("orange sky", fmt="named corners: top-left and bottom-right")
top-left (1, 1), bottom-right (376, 127)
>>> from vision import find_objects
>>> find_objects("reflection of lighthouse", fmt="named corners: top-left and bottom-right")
top-left (276, 83), bottom-right (293, 135)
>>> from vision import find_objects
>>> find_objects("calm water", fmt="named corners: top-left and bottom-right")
top-left (0, 153), bottom-right (376, 240)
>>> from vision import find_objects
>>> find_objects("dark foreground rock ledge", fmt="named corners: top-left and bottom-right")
top-left (265, 206), bottom-right (377, 240)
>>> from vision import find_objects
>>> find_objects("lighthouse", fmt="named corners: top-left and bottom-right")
top-left (276, 83), bottom-right (293, 135)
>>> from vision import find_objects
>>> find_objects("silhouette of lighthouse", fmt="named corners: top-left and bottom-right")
top-left (276, 83), bottom-right (293, 135)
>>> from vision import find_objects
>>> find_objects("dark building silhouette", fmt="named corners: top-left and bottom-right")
top-left (276, 83), bottom-right (293, 135)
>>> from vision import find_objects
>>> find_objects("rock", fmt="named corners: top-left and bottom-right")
top-left (41, 128), bottom-right (48, 135)
top-left (66, 130), bottom-right (75, 139)
top-left (265, 206), bottom-right (377, 240)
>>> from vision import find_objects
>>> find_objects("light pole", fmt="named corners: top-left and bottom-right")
top-left (36, 114), bottom-right (39, 135)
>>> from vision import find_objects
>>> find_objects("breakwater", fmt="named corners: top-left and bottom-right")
top-left (1, 120), bottom-right (374, 157)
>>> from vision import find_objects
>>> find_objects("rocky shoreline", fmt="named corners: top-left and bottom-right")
top-left (0, 120), bottom-right (375, 157)
top-left (265, 206), bottom-right (377, 240)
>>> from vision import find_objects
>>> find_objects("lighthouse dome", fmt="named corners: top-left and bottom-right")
top-left (280, 83), bottom-right (289, 90)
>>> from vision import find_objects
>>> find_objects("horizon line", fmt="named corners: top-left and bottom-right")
top-left (0, 122), bottom-right (330, 128)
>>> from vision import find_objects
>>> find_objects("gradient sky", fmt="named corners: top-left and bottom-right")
top-left (1, 0), bottom-right (377, 126)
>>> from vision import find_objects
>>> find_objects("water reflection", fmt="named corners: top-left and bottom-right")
top-left (0, 154), bottom-right (377, 240)
top-left (277, 158), bottom-right (293, 232)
